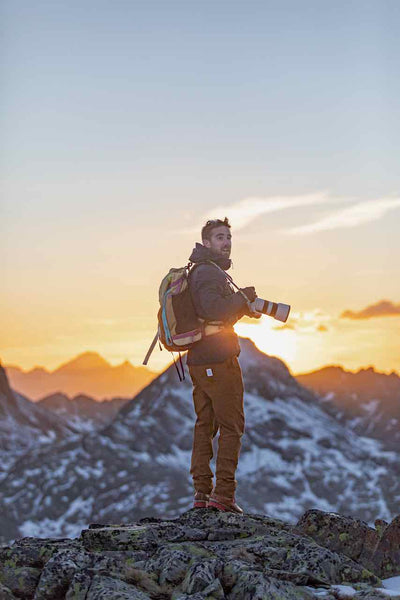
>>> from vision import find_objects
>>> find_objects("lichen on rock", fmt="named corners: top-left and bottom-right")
top-left (0, 508), bottom-right (399, 599)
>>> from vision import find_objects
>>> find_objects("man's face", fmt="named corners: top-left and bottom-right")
top-left (203, 225), bottom-right (232, 258)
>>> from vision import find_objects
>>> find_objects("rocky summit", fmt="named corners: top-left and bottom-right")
top-left (1, 508), bottom-right (399, 600)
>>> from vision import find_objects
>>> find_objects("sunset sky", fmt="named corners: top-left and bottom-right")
top-left (1, 1), bottom-right (399, 376)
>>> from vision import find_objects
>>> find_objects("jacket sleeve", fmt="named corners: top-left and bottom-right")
top-left (190, 265), bottom-right (247, 322)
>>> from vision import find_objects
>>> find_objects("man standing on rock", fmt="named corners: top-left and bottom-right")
top-left (187, 217), bottom-right (260, 514)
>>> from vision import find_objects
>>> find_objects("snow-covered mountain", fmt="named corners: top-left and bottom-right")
top-left (37, 392), bottom-right (129, 432)
top-left (297, 366), bottom-right (400, 449)
top-left (0, 364), bottom-right (77, 477)
top-left (0, 339), bottom-right (399, 544)
top-left (4, 351), bottom-right (156, 400)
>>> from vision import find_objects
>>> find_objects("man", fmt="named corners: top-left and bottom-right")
top-left (187, 217), bottom-right (260, 514)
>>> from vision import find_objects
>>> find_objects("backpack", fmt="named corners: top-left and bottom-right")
top-left (143, 260), bottom-right (243, 379)
top-left (157, 262), bottom-right (203, 353)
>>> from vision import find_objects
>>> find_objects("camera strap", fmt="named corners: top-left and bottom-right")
top-left (204, 260), bottom-right (252, 307)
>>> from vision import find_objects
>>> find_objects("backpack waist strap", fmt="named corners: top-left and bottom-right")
top-left (203, 323), bottom-right (229, 336)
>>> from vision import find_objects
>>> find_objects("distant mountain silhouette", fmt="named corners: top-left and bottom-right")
top-left (296, 365), bottom-right (400, 448)
top-left (38, 391), bottom-right (129, 431)
top-left (53, 351), bottom-right (112, 373)
top-left (4, 351), bottom-right (156, 401)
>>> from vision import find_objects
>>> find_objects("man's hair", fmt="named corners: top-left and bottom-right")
top-left (201, 217), bottom-right (231, 242)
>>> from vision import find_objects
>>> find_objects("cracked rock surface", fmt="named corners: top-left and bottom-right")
top-left (0, 508), bottom-right (399, 599)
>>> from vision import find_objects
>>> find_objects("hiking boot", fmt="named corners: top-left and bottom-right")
top-left (208, 492), bottom-right (243, 515)
top-left (193, 491), bottom-right (209, 509)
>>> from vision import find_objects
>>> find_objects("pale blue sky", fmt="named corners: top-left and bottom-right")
top-left (2, 0), bottom-right (399, 200)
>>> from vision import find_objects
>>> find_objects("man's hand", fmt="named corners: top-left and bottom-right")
top-left (248, 300), bottom-right (262, 319)
top-left (240, 288), bottom-right (262, 319)
top-left (241, 286), bottom-right (257, 302)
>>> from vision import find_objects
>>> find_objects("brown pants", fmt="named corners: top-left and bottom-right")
top-left (188, 356), bottom-right (244, 498)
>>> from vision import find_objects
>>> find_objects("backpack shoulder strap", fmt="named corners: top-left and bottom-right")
top-left (201, 260), bottom-right (240, 291)
top-left (189, 260), bottom-right (249, 303)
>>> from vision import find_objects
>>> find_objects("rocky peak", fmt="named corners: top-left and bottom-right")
top-left (0, 508), bottom-right (399, 599)
top-left (54, 351), bottom-right (111, 373)
top-left (0, 363), bottom-right (25, 420)
top-left (0, 363), bottom-right (76, 456)
top-left (0, 362), bottom-right (14, 399)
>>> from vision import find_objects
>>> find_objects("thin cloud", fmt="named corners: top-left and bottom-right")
top-left (184, 192), bottom-right (329, 234)
top-left (271, 309), bottom-right (332, 332)
top-left (272, 323), bottom-right (296, 331)
top-left (341, 300), bottom-right (400, 320)
top-left (285, 197), bottom-right (400, 235)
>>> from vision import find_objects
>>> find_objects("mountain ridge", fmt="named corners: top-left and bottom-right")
top-left (0, 363), bottom-right (78, 478)
top-left (1, 338), bottom-right (398, 544)
top-left (3, 351), bottom-right (157, 401)
top-left (4, 351), bottom-right (398, 397)
top-left (295, 363), bottom-right (399, 378)
top-left (297, 361), bottom-right (400, 449)
top-left (37, 391), bottom-right (129, 431)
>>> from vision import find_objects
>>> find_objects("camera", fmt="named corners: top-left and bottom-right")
top-left (250, 298), bottom-right (291, 323)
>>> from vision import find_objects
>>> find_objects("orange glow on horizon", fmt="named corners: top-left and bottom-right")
top-left (1, 310), bottom-right (399, 378)
top-left (234, 318), bottom-right (297, 369)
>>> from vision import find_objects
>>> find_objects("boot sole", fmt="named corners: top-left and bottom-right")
top-left (193, 501), bottom-right (208, 509)
top-left (208, 499), bottom-right (243, 514)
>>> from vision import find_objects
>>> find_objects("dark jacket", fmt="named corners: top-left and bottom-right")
top-left (186, 243), bottom-right (248, 366)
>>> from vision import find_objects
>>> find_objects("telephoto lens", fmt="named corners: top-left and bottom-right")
top-left (252, 298), bottom-right (291, 323)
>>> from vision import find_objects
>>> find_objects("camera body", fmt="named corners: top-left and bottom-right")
top-left (251, 298), bottom-right (290, 323)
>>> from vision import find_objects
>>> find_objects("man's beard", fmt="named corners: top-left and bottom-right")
top-left (220, 248), bottom-right (231, 257)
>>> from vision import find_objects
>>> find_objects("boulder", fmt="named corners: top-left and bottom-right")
top-left (0, 565), bottom-right (41, 599)
top-left (296, 508), bottom-right (400, 577)
top-left (34, 549), bottom-right (91, 599)
top-left (180, 559), bottom-right (222, 594)
top-left (370, 515), bottom-right (400, 577)
top-left (0, 508), bottom-right (398, 599)
top-left (85, 575), bottom-right (150, 599)
top-left (296, 509), bottom-right (377, 562)
top-left (229, 571), bottom-right (316, 600)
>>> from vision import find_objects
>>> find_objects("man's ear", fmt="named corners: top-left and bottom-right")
top-left (203, 239), bottom-right (211, 248)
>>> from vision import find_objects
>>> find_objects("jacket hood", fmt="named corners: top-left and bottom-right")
top-left (189, 242), bottom-right (232, 271)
